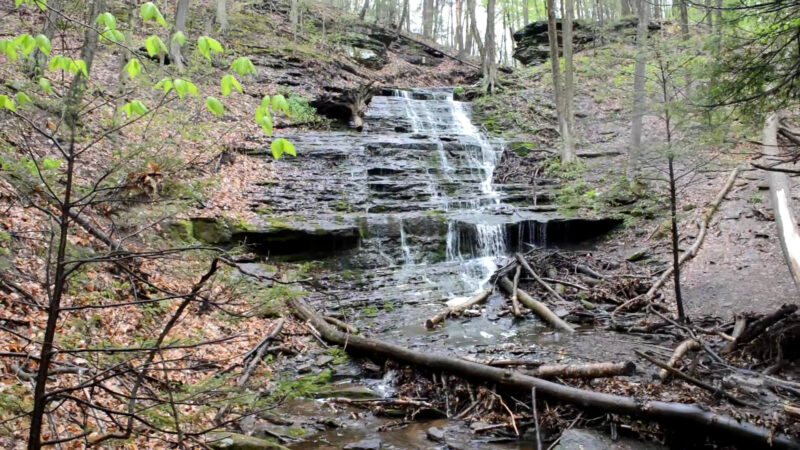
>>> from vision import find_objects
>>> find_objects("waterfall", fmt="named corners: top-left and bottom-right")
top-left (399, 219), bottom-right (414, 266)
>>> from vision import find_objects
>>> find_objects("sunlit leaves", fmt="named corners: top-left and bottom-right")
top-left (15, 92), bottom-right (31, 108)
top-left (34, 34), bottom-right (50, 55)
top-left (14, 0), bottom-right (46, 11)
top-left (38, 77), bottom-right (53, 94)
top-left (14, 34), bottom-right (36, 56)
top-left (205, 96), bottom-right (224, 116)
top-left (48, 55), bottom-right (88, 77)
top-left (172, 78), bottom-right (198, 99)
top-left (270, 94), bottom-right (289, 115)
top-left (197, 36), bottom-right (223, 60)
top-left (231, 57), bottom-right (256, 76)
top-left (122, 100), bottom-right (147, 118)
top-left (97, 12), bottom-right (117, 29)
top-left (123, 58), bottom-right (141, 79)
top-left (255, 104), bottom-right (273, 136)
top-left (0, 95), bottom-right (16, 112)
top-left (171, 31), bottom-right (187, 46)
top-left (154, 77), bottom-right (173, 94)
top-left (220, 74), bottom-right (242, 96)
top-left (144, 35), bottom-right (167, 57)
top-left (140, 2), bottom-right (167, 27)
top-left (270, 138), bottom-right (296, 159)
top-left (0, 40), bottom-right (18, 61)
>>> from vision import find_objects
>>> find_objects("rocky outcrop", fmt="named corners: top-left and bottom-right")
top-left (338, 24), bottom-right (398, 69)
top-left (512, 18), bottom-right (661, 66)
top-left (311, 83), bottom-right (375, 129)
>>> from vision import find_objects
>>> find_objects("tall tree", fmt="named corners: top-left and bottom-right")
top-left (562, 0), bottom-right (576, 162)
top-left (546, 0), bottom-right (566, 142)
top-left (216, 0), bottom-right (228, 34)
top-left (170, 0), bottom-right (190, 71)
top-left (483, 0), bottom-right (498, 92)
top-left (628, 0), bottom-right (649, 184)
top-left (423, 0), bottom-right (434, 38)
top-left (27, 0), bottom-right (62, 76)
top-left (455, 0), bottom-right (465, 56)
top-left (291, 0), bottom-right (299, 38)
top-left (679, 0), bottom-right (689, 36)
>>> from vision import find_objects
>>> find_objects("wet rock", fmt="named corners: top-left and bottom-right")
top-left (208, 432), bottom-right (288, 450)
top-left (191, 217), bottom-right (232, 245)
top-left (426, 426), bottom-right (446, 443)
top-left (314, 354), bottom-right (335, 367)
top-left (556, 429), bottom-right (665, 450)
top-left (343, 438), bottom-right (382, 450)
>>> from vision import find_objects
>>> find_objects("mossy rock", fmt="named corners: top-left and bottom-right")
top-left (166, 220), bottom-right (194, 243)
top-left (191, 217), bottom-right (232, 244)
top-left (208, 432), bottom-right (289, 450)
top-left (314, 384), bottom-right (378, 399)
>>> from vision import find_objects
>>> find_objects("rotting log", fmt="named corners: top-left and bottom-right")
top-left (658, 338), bottom-right (699, 381)
top-left (764, 112), bottom-right (800, 290)
top-left (324, 315), bottom-right (358, 334)
top-left (425, 288), bottom-right (492, 329)
top-left (290, 298), bottom-right (800, 450)
top-left (722, 315), bottom-right (747, 354)
top-left (725, 304), bottom-right (798, 354)
top-left (527, 361), bottom-right (635, 379)
top-left (498, 277), bottom-right (575, 333)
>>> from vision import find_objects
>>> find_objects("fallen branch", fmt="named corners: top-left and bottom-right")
top-left (526, 361), bottom-right (635, 379)
top-left (238, 318), bottom-right (285, 386)
top-left (722, 315), bottom-right (747, 354)
top-left (499, 277), bottom-right (575, 333)
top-left (324, 316), bottom-right (359, 334)
top-left (616, 167), bottom-right (740, 313)
top-left (725, 304), bottom-right (798, 354)
top-left (425, 287), bottom-right (492, 329)
top-left (515, 253), bottom-right (566, 303)
top-left (635, 350), bottom-right (754, 407)
top-left (658, 338), bottom-right (700, 381)
top-left (510, 265), bottom-right (523, 317)
top-left (290, 298), bottom-right (797, 449)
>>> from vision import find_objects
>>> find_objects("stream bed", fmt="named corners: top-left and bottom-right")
top-left (246, 88), bottom-right (636, 449)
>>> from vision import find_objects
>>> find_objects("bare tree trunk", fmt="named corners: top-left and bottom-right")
top-left (398, 0), bottom-right (409, 29)
top-left (291, 0), bottom-right (299, 38)
top-left (546, 0), bottom-right (565, 141)
top-left (423, 0), bottom-right (434, 38)
top-left (628, 0), bottom-right (648, 184)
top-left (483, 0), bottom-right (497, 92)
top-left (216, 0), bottom-right (228, 34)
top-left (679, 0), bottom-right (689, 36)
top-left (170, 0), bottom-right (190, 71)
top-left (455, 0), bottom-right (465, 57)
top-left (469, 0), bottom-right (484, 59)
top-left (562, 0), bottom-right (576, 163)
top-left (524, 0), bottom-right (530, 23)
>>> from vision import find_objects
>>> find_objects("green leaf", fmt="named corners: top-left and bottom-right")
top-left (205, 96), bottom-right (224, 116)
top-left (270, 138), bottom-right (296, 159)
top-left (122, 100), bottom-right (147, 118)
top-left (196, 36), bottom-right (223, 60)
top-left (145, 35), bottom-right (167, 57)
top-left (123, 58), bottom-right (141, 79)
top-left (255, 106), bottom-right (273, 136)
top-left (0, 95), bottom-right (17, 112)
top-left (0, 39), bottom-right (18, 61)
top-left (260, 95), bottom-right (271, 109)
top-left (220, 74), bottom-right (242, 96)
top-left (154, 77), bottom-right (173, 93)
top-left (97, 12), bottom-right (116, 29)
top-left (70, 59), bottom-right (88, 77)
top-left (171, 31), bottom-right (187, 46)
top-left (41, 157), bottom-right (60, 170)
top-left (271, 94), bottom-right (289, 115)
top-left (15, 92), bottom-right (31, 107)
top-left (140, 2), bottom-right (157, 21)
top-left (14, 34), bottom-right (36, 56)
top-left (231, 57), bottom-right (256, 76)
top-left (38, 77), bottom-right (52, 94)
top-left (35, 34), bottom-right (50, 55)
top-left (34, 0), bottom-right (46, 11)
top-left (172, 79), bottom-right (197, 99)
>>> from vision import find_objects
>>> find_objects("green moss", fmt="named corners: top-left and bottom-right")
top-left (325, 347), bottom-right (349, 364)
top-left (361, 306), bottom-right (379, 317)
top-left (271, 369), bottom-right (332, 400)
top-left (167, 220), bottom-right (194, 243)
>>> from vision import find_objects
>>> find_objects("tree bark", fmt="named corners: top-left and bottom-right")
top-left (423, 0), bottom-right (434, 38)
top-left (628, 0), bottom-right (648, 184)
top-left (498, 277), bottom-right (575, 333)
top-left (679, 0), bottom-right (689, 36)
top-left (562, 0), bottom-right (576, 163)
top-left (425, 287), bottom-right (493, 328)
top-left (528, 361), bottom-right (635, 379)
top-left (216, 0), bottom-right (228, 34)
top-left (170, 0), bottom-right (190, 71)
top-left (764, 113), bottom-right (800, 290)
top-left (289, 297), bottom-right (800, 450)
top-left (483, 0), bottom-right (498, 92)
top-left (546, 0), bottom-right (567, 153)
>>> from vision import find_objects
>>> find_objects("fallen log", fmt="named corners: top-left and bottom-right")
top-left (238, 318), bottom-right (285, 386)
top-left (290, 298), bottom-right (799, 449)
top-left (658, 338), bottom-right (699, 381)
top-left (515, 253), bottom-right (566, 303)
top-left (425, 288), bottom-right (492, 329)
top-left (526, 361), bottom-right (635, 379)
top-left (727, 304), bottom-right (798, 353)
top-left (498, 277), bottom-right (575, 333)
top-left (324, 315), bottom-right (358, 334)
top-left (722, 315), bottom-right (748, 354)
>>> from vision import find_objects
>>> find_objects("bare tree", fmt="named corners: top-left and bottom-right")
top-left (628, 0), bottom-right (649, 184)
top-left (216, 0), bottom-right (228, 34)
top-left (562, 0), bottom-right (576, 162)
top-left (483, 0), bottom-right (498, 92)
top-left (170, 0), bottom-right (190, 71)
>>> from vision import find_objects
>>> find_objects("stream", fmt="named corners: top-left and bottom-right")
top-left (249, 88), bottom-right (633, 449)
